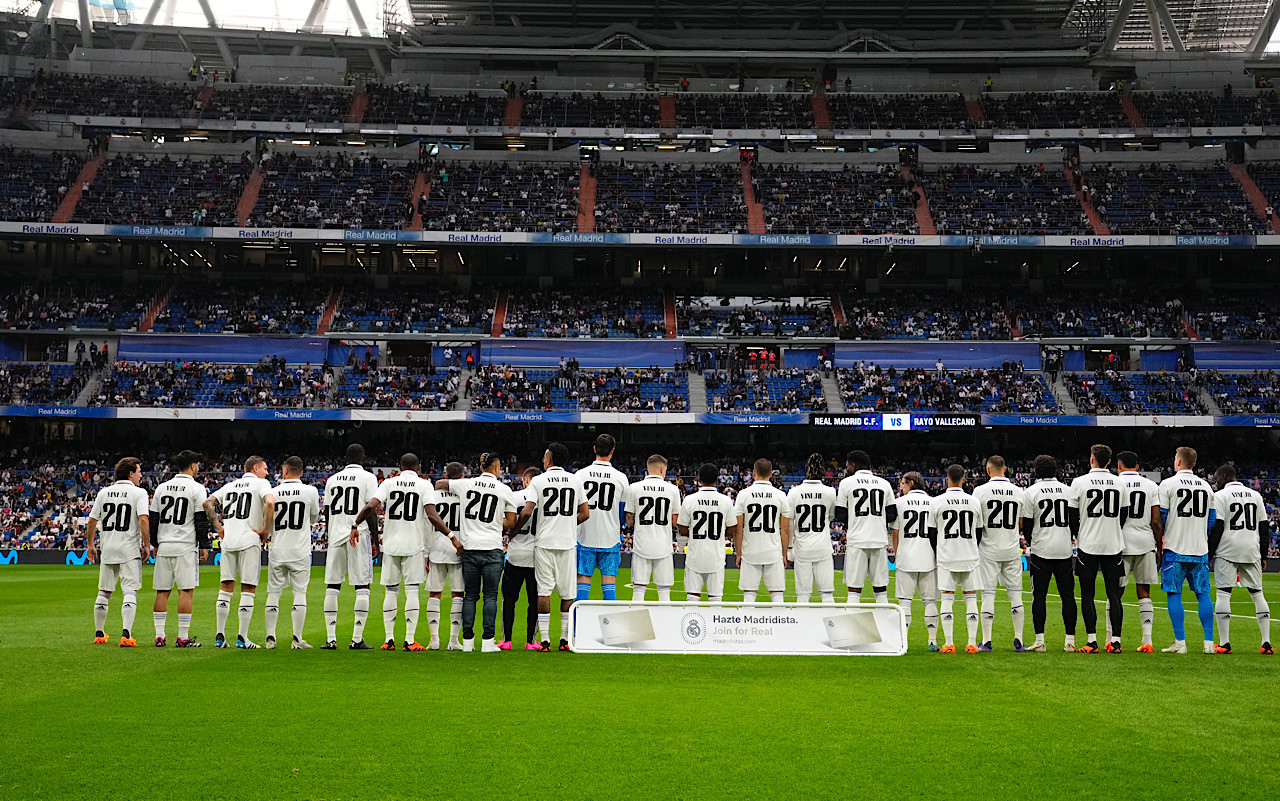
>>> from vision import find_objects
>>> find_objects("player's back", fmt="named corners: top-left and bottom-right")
top-left (429, 486), bottom-right (462, 563)
top-left (507, 488), bottom-right (537, 566)
top-left (680, 487), bottom-right (735, 573)
top-left (837, 470), bottom-right (894, 549)
top-left (323, 465), bottom-right (378, 540)
top-left (626, 476), bottom-right (680, 559)
top-left (972, 477), bottom-right (1025, 560)
top-left (453, 473), bottom-right (515, 549)
top-left (214, 474), bottom-right (273, 551)
top-left (271, 479), bottom-right (320, 560)
top-left (929, 487), bottom-right (981, 571)
top-left (1120, 472), bottom-right (1159, 555)
top-left (1069, 468), bottom-right (1124, 555)
top-left (91, 480), bottom-right (149, 563)
top-left (527, 466), bottom-right (584, 550)
top-left (1023, 478), bottom-right (1073, 559)
top-left (892, 489), bottom-right (935, 572)
top-left (734, 481), bottom-right (790, 563)
top-left (786, 480), bottom-right (836, 560)
top-left (375, 471), bottom-right (433, 556)
top-left (1158, 470), bottom-right (1213, 557)
top-left (1213, 481), bottom-right (1267, 563)
top-left (152, 475), bottom-right (207, 555)
top-left (577, 461), bottom-right (629, 549)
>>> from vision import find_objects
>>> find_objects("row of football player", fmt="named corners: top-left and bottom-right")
top-left (82, 438), bottom-right (1271, 655)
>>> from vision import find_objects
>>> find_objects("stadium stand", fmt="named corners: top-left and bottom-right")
top-left (675, 93), bottom-right (814, 129)
top-left (251, 153), bottom-right (415, 229)
top-left (333, 365), bottom-right (460, 410)
top-left (0, 147), bottom-right (82, 222)
top-left (839, 292), bottom-right (1011, 340)
top-left (1, 282), bottom-right (148, 331)
top-left (979, 92), bottom-right (1130, 129)
top-left (2, 362), bottom-right (95, 405)
top-left (1191, 294), bottom-right (1280, 340)
top-left (679, 296), bottom-right (835, 337)
top-left (502, 290), bottom-right (665, 338)
top-left (362, 86), bottom-right (507, 127)
top-left (594, 163), bottom-right (744, 234)
top-left (1203, 370), bottom-right (1280, 414)
top-left (31, 74), bottom-right (197, 118)
top-left (151, 285), bottom-right (328, 334)
top-left (1082, 163), bottom-right (1265, 234)
top-left (424, 161), bottom-right (579, 233)
top-left (1064, 371), bottom-right (1207, 414)
top-left (753, 165), bottom-right (920, 234)
top-left (330, 288), bottom-right (492, 334)
top-left (1131, 89), bottom-right (1280, 128)
top-left (836, 364), bottom-right (1057, 413)
top-left (919, 164), bottom-right (1089, 235)
top-left (521, 92), bottom-right (661, 128)
top-left (74, 153), bottom-right (252, 226)
top-left (468, 363), bottom-right (689, 411)
top-left (825, 92), bottom-right (970, 130)
top-left (205, 84), bottom-right (351, 122)
top-left (705, 367), bottom-right (827, 411)
top-left (92, 358), bottom-right (327, 407)
top-left (1013, 292), bottom-right (1186, 338)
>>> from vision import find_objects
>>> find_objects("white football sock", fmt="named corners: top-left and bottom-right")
top-left (873, 590), bottom-right (888, 605)
top-left (820, 591), bottom-right (834, 603)
top-left (153, 611), bottom-right (167, 639)
top-left (1251, 588), bottom-right (1271, 643)
top-left (769, 591), bottom-right (784, 603)
top-left (537, 613), bottom-right (551, 642)
top-left (980, 593), bottom-right (996, 643)
top-left (1064, 634), bottom-right (1075, 649)
top-left (426, 597), bottom-right (441, 640)
top-left (657, 587), bottom-right (671, 603)
top-left (121, 592), bottom-right (136, 637)
top-left (633, 585), bottom-right (647, 602)
top-left (237, 594), bottom-right (254, 639)
top-left (560, 610), bottom-right (571, 642)
top-left (215, 590), bottom-right (232, 637)
top-left (291, 600), bottom-right (306, 641)
top-left (265, 593), bottom-right (281, 641)
top-left (383, 586), bottom-right (399, 643)
top-left (964, 593), bottom-right (979, 646)
top-left (924, 600), bottom-right (939, 644)
top-left (1008, 588), bottom-right (1025, 644)
top-left (708, 594), bottom-right (721, 602)
top-left (1139, 597), bottom-right (1155, 645)
top-left (899, 598), bottom-right (913, 629)
top-left (449, 597), bottom-right (462, 644)
top-left (404, 585), bottom-right (420, 642)
top-left (743, 591), bottom-right (757, 603)
top-left (940, 596), bottom-right (955, 645)
top-left (353, 588), bottom-right (370, 641)
top-left (847, 588), bottom-right (861, 605)
top-left (324, 587), bottom-right (340, 642)
top-left (93, 591), bottom-right (110, 635)
top-left (1216, 590), bottom-right (1233, 644)
top-left (177, 613), bottom-right (191, 639)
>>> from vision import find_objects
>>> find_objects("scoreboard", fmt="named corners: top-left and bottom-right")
top-left (810, 413), bottom-right (981, 431)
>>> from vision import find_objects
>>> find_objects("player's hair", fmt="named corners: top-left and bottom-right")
top-left (523, 466), bottom-right (542, 480)
top-left (698, 463), bottom-right (719, 486)
top-left (1091, 444), bottom-right (1113, 468)
top-left (546, 442), bottom-right (569, 467)
top-left (1176, 446), bottom-right (1197, 468)
top-left (244, 455), bottom-right (266, 472)
top-left (986, 455), bottom-right (1006, 472)
top-left (399, 452), bottom-right (421, 471)
top-left (282, 456), bottom-right (304, 475)
top-left (805, 453), bottom-right (825, 480)
top-left (114, 457), bottom-right (140, 481)
top-left (1116, 450), bottom-right (1139, 470)
top-left (846, 450), bottom-right (871, 470)
top-left (1033, 454), bottom-right (1058, 479)
top-left (594, 434), bottom-right (616, 458)
top-left (753, 458), bottom-right (772, 479)
top-left (479, 452), bottom-right (500, 472)
top-left (901, 471), bottom-right (925, 492)
top-left (1214, 463), bottom-right (1237, 489)
top-left (445, 461), bottom-right (465, 479)
top-left (344, 443), bottom-right (366, 465)
top-left (172, 449), bottom-right (200, 472)
top-left (946, 464), bottom-right (965, 485)
top-left (647, 453), bottom-right (668, 469)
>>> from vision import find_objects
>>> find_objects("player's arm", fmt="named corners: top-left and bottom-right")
top-left (201, 494), bottom-right (221, 531)
top-left (732, 513), bottom-right (744, 567)
top-left (138, 512), bottom-right (151, 561)
top-left (258, 492), bottom-right (276, 543)
top-left (1149, 503), bottom-right (1163, 546)
top-left (515, 499), bottom-right (536, 532)
top-left (575, 500), bottom-right (590, 525)
top-left (779, 505), bottom-right (791, 565)
top-left (1259, 508), bottom-right (1270, 570)
top-left (1020, 516), bottom-right (1033, 550)
top-left (425, 502), bottom-right (451, 536)
top-left (353, 498), bottom-right (383, 549)
top-left (84, 515), bottom-right (99, 564)
top-left (926, 508), bottom-right (939, 553)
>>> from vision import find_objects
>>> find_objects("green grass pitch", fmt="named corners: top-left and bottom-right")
top-left (1, 565), bottom-right (1277, 800)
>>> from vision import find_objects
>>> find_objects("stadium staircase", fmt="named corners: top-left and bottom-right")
top-left (503, 96), bottom-right (523, 127)
top-left (965, 99), bottom-right (986, 125)
top-left (455, 368), bottom-right (477, 411)
top-left (191, 84), bottom-right (215, 121)
top-left (491, 288), bottom-right (509, 337)
top-left (686, 371), bottom-right (708, 413)
top-left (903, 166), bottom-right (936, 235)
top-left (51, 153), bottom-right (105, 223)
top-left (138, 282), bottom-right (174, 333)
top-left (577, 164), bottom-right (597, 233)
top-left (1181, 313), bottom-right (1201, 340)
top-left (820, 374), bottom-right (845, 412)
top-left (407, 170), bottom-right (430, 231)
top-left (234, 167), bottom-right (264, 226)
top-left (741, 163), bottom-right (766, 234)
top-left (346, 88), bottom-right (368, 125)
top-left (322, 366), bottom-right (344, 408)
top-left (1065, 166), bottom-right (1111, 235)
top-left (810, 94), bottom-right (833, 137)
top-left (316, 287), bottom-right (343, 335)
top-left (1119, 93), bottom-right (1146, 129)
top-left (663, 289), bottom-right (678, 337)
top-left (659, 95), bottom-right (677, 132)
top-left (830, 292), bottom-right (846, 327)
top-left (1196, 381), bottom-right (1223, 415)
top-left (73, 366), bottom-right (109, 407)
top-left (1226, 163), bottom-right (1280, 234)
top-left (1004, 304), bottom-right (1023, 338)
top-left (1049, 375), bottom-right (1081, 414)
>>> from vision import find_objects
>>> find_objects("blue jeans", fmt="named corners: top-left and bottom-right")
top-left (461, 549), bottom-right (504, 640)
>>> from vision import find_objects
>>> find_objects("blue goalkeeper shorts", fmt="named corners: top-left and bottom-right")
top-left (577, 544), bottom-right (621, 577)
top-left (1161, 552), bottom-right (1211, 595)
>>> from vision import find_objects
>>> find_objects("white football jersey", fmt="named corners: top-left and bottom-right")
top-left (836, 470), bottom-right (895, 549)
top-left (151, 473), bottom-right (208, 557)
top-left (1213, 481), bottom-right (1267, 564)
top-left (928, 487), bottom-right (983, 572)
top-left (891, 490), bottom-right (935, 572)
top-left (1119, 471), bottom-right (1160, 556)
top-left (89, 480), bottom-right (150, 564)
top-left (1157, 470), bottom-right (1214, 557)
top-left (1068, 468), bottom-right (1124, 555)
top-left (525, 466), bottom-right (586, 551)
top-left (451, 474), bottom-right (517, 551)
top-left (270, 479), bottom-right (320, 562)
top-left (972, 476), bottom-right (1026, 561)
top-left (429, 486), bottom-right (462, 564)
top-left (323, 464), bottom-right (379, 548)
top-left (734, 481), bottom-right (792, 566)
top-left (623, 475), bottom-right (681, 560)
top-left (577, 460), bottom-right (629, 549)
top-left (678, 487), bottom-right (736, 573)
top-left (212, 473), bottom-right (276, 552)
top-left (506, 488), bottom-right (537, 568)
top-left (372, 470), bottom-right (438, 557)
top-left (1022, 478), bottom-right (1074, 560)
top-left (786, 480), bottom-right (836, 561)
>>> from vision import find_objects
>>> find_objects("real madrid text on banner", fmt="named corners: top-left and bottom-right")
top-left (569, 601), bottom-right (907, 655)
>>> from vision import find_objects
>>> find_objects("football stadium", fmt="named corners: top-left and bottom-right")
top-left (3, 0), bottom-right (1280, 797)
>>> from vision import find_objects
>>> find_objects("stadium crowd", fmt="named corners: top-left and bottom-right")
top-left (424, 162), bottom-right (580, 233)
top-left (837, 362), bottom-right (1055, 413)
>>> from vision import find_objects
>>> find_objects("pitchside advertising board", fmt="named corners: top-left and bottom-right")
top-left (570, 601), bottom-right (907, 655)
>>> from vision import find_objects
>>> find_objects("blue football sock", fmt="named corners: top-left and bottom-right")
top-left (576, 582), bottom-right (591, 602)
top-left (1167, 592), bottom-right (1186, 641)
top-left (1195, 589), bottom-right (1215, 641)
top-left (603, 583), bottom-right (616, 601)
